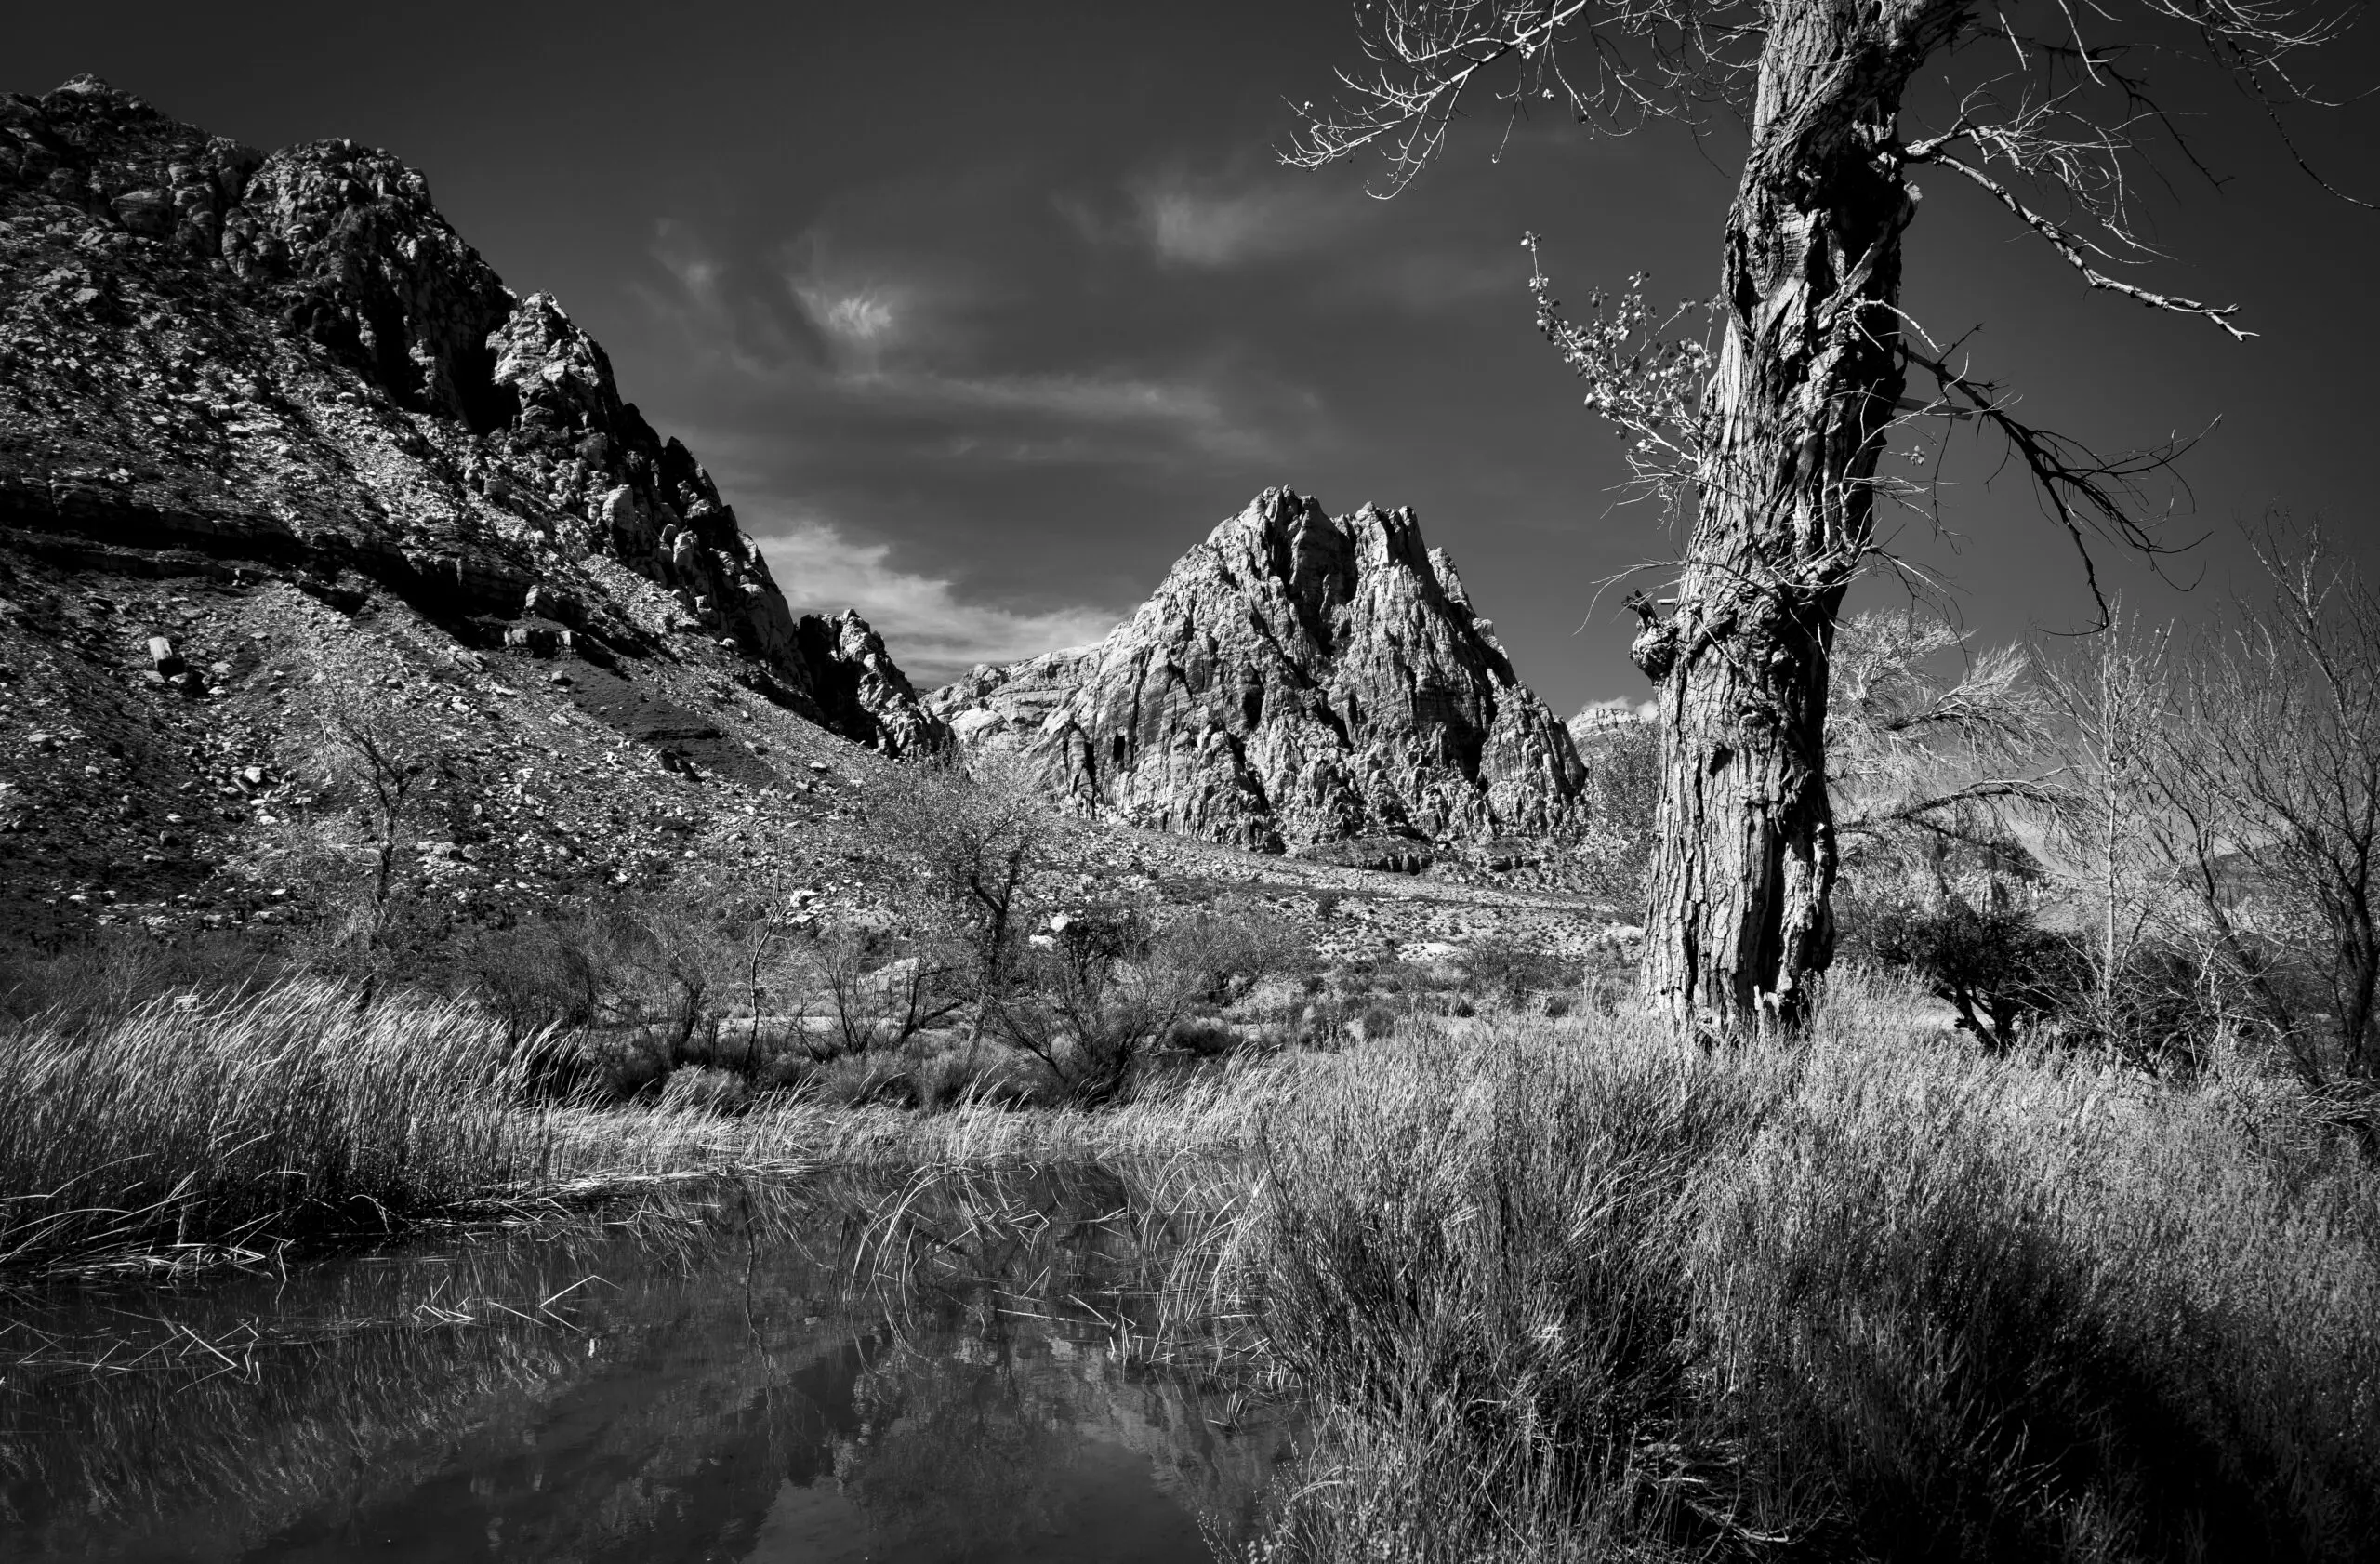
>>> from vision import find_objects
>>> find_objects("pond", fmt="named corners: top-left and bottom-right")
top-left (0, 1165), bottom-right (1296, 1562)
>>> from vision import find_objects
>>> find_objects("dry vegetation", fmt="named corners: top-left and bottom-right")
top-left (1240, 979), bottom-right (2380, 1563)
top-left (10, 536), bottom-right (2380, 1557)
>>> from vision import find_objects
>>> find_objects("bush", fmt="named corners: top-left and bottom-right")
top-left (1859, 898), bottom-right (2085, 1052)
top-left (1452, 937), bottom-right (1580, 1011)
top-left (0, 927), bottom-right (287, 1040)
top-left (992, 906), bottom-right (1193, 1106)
top-left (1164, 898), bottom-right (1315, 1005)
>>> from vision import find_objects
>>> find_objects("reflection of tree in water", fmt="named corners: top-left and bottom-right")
top-left (2, 1166), bottom-right (1295, 1563)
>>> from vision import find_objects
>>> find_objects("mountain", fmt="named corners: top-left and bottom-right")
top-left (0, 76), bottom-right (946, 938)
top-left (927, 487), bottom-right (1587, 853)
top-left (0, 75), bottom-right (940, 755)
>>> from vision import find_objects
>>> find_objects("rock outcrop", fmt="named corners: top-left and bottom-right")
top-left (0, 75), bottom-right (940, 754)
top-left (929, 488), bottom-right (1586, 852)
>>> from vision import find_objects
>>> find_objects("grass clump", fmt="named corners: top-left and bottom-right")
top-left (0, 981), bottom-right (549, 1273)
top-left (1244, 981), bottom-right (2380, 1563)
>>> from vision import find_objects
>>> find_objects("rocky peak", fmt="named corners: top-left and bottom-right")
top-left (929, 487), bottom-right (1586, 851)
top-left (0, 76), bottom-right (941, 755)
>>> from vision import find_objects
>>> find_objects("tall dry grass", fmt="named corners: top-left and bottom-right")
top-left (0, 982), bottom-right (550, 1273)
top-left (1244, 977), bottom-right (2380, 1563)
top-left (538, 1047), bottom-right (1309, 1186)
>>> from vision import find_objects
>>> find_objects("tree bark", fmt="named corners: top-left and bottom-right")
top-left (1638, 0), bottom-right (1970, 1035)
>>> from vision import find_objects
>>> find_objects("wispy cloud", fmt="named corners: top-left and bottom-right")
top-left (633, 219), bottom-right (813, 379)
top-left (756, 511), bottom-right (1121, 682)
top-left (839, 364), bottom-right (1289, 461)
top-left (1125, 165), bottom-right (1362, 269)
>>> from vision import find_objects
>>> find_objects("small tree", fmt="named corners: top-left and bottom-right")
top-left (866, 752), bottom-right (1052, 1011)
top-left (800, 921), bottom-right (969, 1060)
top-left (2037, 610), bottom-right (2183, 1037)
top-left (993, 908), bottom-right (1200, 1106)
top-left (281, 671), bottom-right (476, 993)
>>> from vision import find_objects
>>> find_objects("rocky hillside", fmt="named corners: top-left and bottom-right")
top-left (0, 75), bottom-right (940, 755)
top-left (0, 79), bottom-right (966, 937)
top-left (928, 488), bottom-right (1587, 853)
top-left (0, 77), bottom-right (950, 936)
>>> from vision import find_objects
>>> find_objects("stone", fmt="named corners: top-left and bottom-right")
top-left (928, 487), bottom-right (1587, 852)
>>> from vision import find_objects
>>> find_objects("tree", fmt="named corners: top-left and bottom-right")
top-left (281, 670), bottom-right (478, 994)
top-left (2036, 608), bottom-right (2180, 1032)
top-left (1829, 610), bottom-right (2054, 870)
top-left (1291, 0), bottom-right (2354, 1033)
top-left (865, 752), bottom-right (1052, 1014)
top-left (2142, 524), bottom-right (2380, 1087)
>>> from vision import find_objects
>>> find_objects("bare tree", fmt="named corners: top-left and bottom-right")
top-left (800, 921), bottom-right (968, 1059)
top-left (1290, 0), bottom-right (2358, 1033)
top-left (865, 752), bottom-right (1053, 1012)
top-left (2036, 609), bottom-right (2178, 1026)
top-left (2144, 524), bottom-right (2380, 1087)
top-left (1829, 611), bottom-right (2056, 865)
top-left (282, 672), bottom-right (475, 990)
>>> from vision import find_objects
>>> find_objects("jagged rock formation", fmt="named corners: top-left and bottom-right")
top-left (929, 488), bottom-right (1586, 852)
top-left (0, 75), bottom-right (940, 753)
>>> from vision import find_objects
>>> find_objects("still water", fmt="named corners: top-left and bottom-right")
top-left (0, 1167), bottom-right (1295, 1562)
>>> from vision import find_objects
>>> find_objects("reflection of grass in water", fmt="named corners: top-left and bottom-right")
top-left (0, 1162), bottom-right (1289, 1559)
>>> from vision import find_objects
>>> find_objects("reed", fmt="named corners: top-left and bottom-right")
top-left (0, 981), bottom-right (550, 1274)
top-left (537, 1046), bottom-right (1311, 1184)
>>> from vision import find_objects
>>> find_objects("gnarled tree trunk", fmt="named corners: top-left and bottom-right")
top-left (1637, 0), bottom-right (1969, 1035)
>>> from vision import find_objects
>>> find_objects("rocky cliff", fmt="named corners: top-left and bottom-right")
top-left (0, 75), bottom-right (939, 753)
top-left (0, 76), bottom-right (957, 940)
top-left (928, 488), bottom-right (1587, 852)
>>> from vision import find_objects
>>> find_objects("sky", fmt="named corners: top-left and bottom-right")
top-left (15, 3), bottom-right (2380, 710)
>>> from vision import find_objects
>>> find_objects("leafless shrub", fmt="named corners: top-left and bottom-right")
top-left (795, 921), bottom-right (968, 1062)
top-left (992, 908), bottom-right (1200, 1107)
top-left (1161, 897), bottom-right (1316, 1005)
top-left (2134, 522), bottom-right (2380, 1092)
top-left (865, 751), bottom-right (1052, 999)
top-left (1454, 937), bottom-right (1581, 1012)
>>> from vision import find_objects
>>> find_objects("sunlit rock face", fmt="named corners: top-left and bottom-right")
top-left (0, 75), bottom-right (941, 753)
top-left (930, 487), bottom-right (1587, 851)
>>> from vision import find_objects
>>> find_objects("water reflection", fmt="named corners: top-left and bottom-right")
top-left (0, 1167), bottom-right (1292, 1562)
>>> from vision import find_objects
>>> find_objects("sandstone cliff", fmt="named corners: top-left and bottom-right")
top-left (0, 75), bottom-right (939, 753)
top-left (928, 488), bottom-right (1586, 852)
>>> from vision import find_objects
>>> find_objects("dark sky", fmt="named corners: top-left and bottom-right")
top-left (16, 3), bottom-right (2380, 709)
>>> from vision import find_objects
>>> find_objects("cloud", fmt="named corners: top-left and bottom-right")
top-left (755, 513), bottom-right (1122, 682)
top-left (1573, 695), bottom-right (1659, 722)
top-left (840, 364), bottom-right (1302, 465)
top-left (1125, 166), bottom-right (1363, 269)
top-left (633, 219), bottom-right (814, 380)
top-left (797, 285), bottom-right (901, 347)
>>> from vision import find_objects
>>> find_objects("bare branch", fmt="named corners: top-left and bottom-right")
top-left (1897, 330), bottom-right (2204, 624)
top-left (1282, 0), bottom-right (1763, 192)
top-left (1905, 137), bottom-right (2252, 338)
